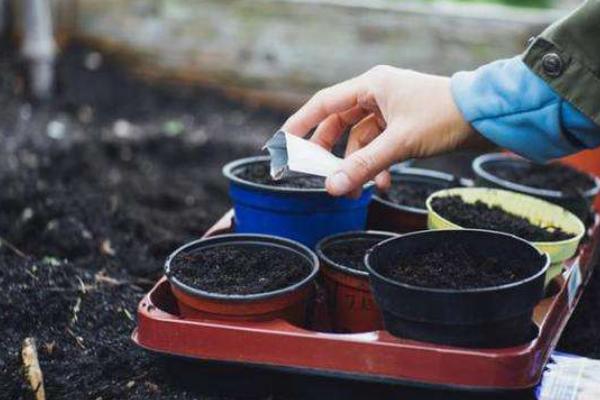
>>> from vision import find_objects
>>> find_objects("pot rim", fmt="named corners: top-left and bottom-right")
top-left (315, 230), bottom-right (399, 277)
top-left (373, 166), bottom-right (470, 214)
top-left (165, 233), bottom-right (319, 302)
top-left (472, 152), bottom-right (600, 199)
top-left (223, 155), bottom-right (375, 194)
top-left (425, 187), bottom-right (586, 247)
top-left (365, 229), bottom-right (550, 295)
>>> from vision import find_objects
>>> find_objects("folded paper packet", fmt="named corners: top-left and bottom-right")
top-left (263, 130), bottom-right (343, 180)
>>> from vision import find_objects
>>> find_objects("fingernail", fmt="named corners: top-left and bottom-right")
top-left (327, 171), bottom-right (352, 194)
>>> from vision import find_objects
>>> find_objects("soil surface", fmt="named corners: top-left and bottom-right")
top-left (170, 244), bottom-right (311, 295)
top-left (0, 40), bottom-right (598, 399)
top-left (321, 237), bottom-right (391, 272)
top-left (431, 196), bottom-right (575, 242)
top-left (235, 160), bottom-right (325, 189)
top-left (486, 161), bottom-right (596, 194)
top-left (0, 41), bottom-right (281, 399)
top-left (380, 179), bottom-right (448, 209)
top-left (378, 242), bottom-right (539, 289)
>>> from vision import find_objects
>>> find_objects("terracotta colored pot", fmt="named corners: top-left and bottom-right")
top-left (367, 167), bottom-right (469, 233)
top-left (165, 234), bottom-right (319, 325)
top-left (316, 231), bottom-right (396, 333)
top-left (561, 148), bottom-right (600, 210)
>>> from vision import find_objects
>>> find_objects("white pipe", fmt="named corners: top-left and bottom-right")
top-left (20, 0), bottom-right (57, 99)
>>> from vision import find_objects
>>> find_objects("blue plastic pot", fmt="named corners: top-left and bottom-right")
top-left (223, 156), bottom-right (375, 248)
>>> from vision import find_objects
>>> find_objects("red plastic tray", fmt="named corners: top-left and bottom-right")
top-left (132, 210), bottom-right (600, 391)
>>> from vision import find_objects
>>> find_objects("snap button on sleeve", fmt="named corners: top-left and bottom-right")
top-left (542, 53), bottom-right (563, 77)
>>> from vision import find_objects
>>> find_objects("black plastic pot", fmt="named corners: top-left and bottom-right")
top-left (472, 153), bottom-right (600, 222)
top-left (368, 166), bottom-right (471, 233)
top-left (365, 230), bottom-right (550, 348)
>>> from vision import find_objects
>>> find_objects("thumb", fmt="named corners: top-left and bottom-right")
top-left (326, 125), bottom-right (406, 196)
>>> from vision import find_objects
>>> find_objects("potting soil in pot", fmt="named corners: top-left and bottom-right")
top-left (431, 195), bottom-right (575, 242)
top-left (322, 238), bottom-right (385, 272)
top-left (381, 180), bottom-right (447, 209)
top-left (486, 162), bottom-right (595, 193)
top-left (170, 244), bottom-right (311, 295)
top-left (378, 242), bottom-right (538, 290)
top-left (236, 160), bottom-right (325, 189)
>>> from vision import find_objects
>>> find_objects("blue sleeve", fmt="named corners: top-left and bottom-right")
top-left (450, 56), bottom-right (600, 163)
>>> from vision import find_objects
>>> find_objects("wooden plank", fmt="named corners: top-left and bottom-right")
top-left (48, 0), bottom-right (564, 109)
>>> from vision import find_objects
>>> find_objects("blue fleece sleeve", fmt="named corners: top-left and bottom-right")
top-left (450, 56), bottom-right (600, 163)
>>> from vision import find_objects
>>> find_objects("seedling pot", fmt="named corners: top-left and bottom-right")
top-left (365, 229), bottom-right (550, 348)
top-left (224, 156), bottom-right (374, 247)
top-left (368, 166), bottom-right (467, 233)
top-left (473, 153), bottom-right (600, 222)
top-left (165, 234), bottom-right (319, 324)
top-left (315, 231), bottom-right (397, 333)
top-left (426, 187), bottom-right (585, 284)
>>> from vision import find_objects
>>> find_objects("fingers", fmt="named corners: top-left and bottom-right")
top-left (282, 77), bottom-right (365, 137)
top-left (345, 114), bottom-right (383, 157)
top-left (374, 170), bottom-right (391, 191)
top-left (310, 106), bottom-right (368, 150)
top-left (326, 124), bottom-right (407, 196)
top-left (344, 114), bottom-right (391, 191)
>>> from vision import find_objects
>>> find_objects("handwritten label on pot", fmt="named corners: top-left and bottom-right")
top-left (567, 262), bottom-right (582, 308)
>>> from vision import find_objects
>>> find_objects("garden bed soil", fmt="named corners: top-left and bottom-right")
top-left (486, 162), bottom-right (596, 194)
top-left (377, 242), bottom-right (538, 290)
top-left (431, 196), bottom-right (575, 242)
top-left (170, 244), bottom-right (311, 295)
top-left (321, 238), bottom-right (385, 272)
top-left (381, 180), bottom-right (447, 209)
top-left (236, 160), bottom-right (325, 189)
top-left (0, 40), bottom-right (598, 399)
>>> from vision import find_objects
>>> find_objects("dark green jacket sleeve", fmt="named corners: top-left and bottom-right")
top-left (523, 0), bottom-right (600, 126)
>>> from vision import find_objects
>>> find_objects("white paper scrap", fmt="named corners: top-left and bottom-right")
top-left (263, 130), bottom-right (343, 180)
top-left (538, 354), bottom-right (600, 400)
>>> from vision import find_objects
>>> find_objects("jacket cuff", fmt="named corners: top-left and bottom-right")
top-left (450, 57), bottom-right (587, 163)
top-left (524, 38), bottom-right (600, 127)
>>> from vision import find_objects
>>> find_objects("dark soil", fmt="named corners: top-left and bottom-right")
top-left (378, 242), bottom-right (539, 290)
top-left (170, 244), bottom-right (311, 295)
top-left (558, 260), bottom-right (600, 358)
top-left (0, 41), bottom-right (282, 399)
top-left (380, 179), bottom-right (448, 209)
top-left (486, 161), bottom-right (596, 194)
top-left (321, 237), bottom-right (388, 272)
top-left (235, 160), bottom-right (325, 189)
top-left (431, 196), bottom-right (575, 242)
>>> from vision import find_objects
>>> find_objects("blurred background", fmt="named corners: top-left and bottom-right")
top-left (12, 0), bottom-right (568, 108)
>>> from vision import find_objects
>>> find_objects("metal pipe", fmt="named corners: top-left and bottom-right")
top-left (20, 0), bottom-right (57, 99)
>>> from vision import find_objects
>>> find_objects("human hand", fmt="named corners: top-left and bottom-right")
top-left (281, 65), bottom-right (485, 196)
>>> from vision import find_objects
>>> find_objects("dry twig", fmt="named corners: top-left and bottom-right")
top-left (0, 236), bottom-right (28, 258)
top-left (21, 337), bottom-right (46, 400)
top-left (66, 327), bottom-right (86, 349)
top-left (70, 297), bottom-right (82, 326)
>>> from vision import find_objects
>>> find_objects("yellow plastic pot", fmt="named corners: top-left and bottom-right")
top-left (426, 188), bottom-right (585, 284)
